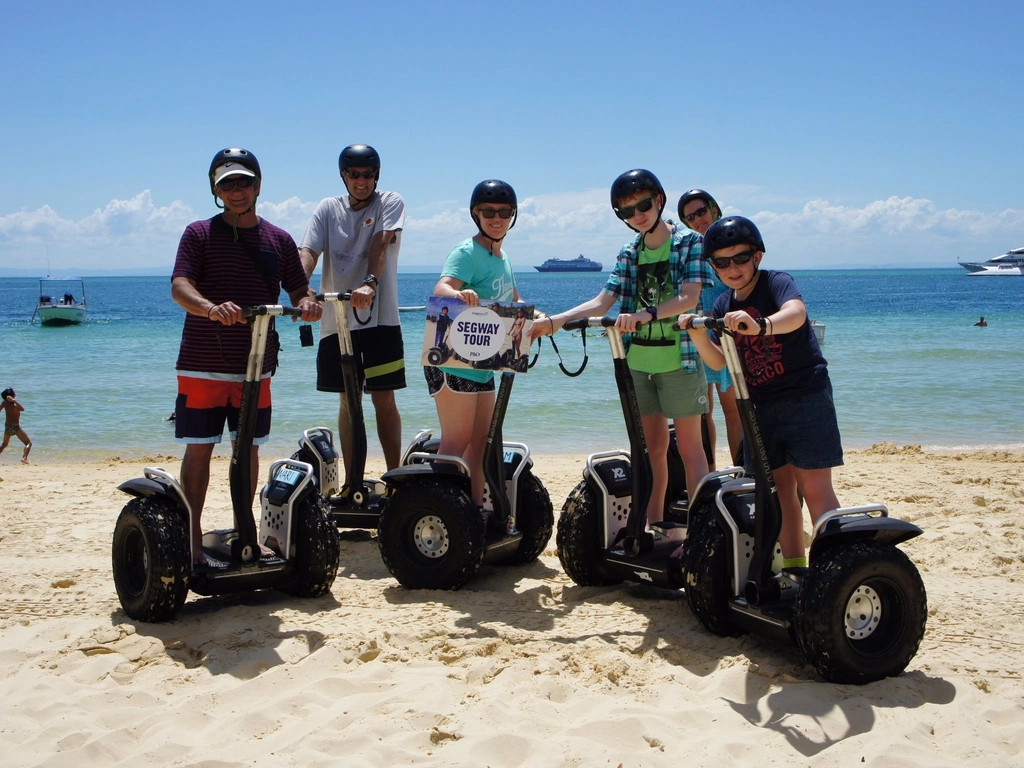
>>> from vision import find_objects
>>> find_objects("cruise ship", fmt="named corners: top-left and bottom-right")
top-left (534, 255), bottom-right (603, 272)
top-left (958, 247), bottom-right (1024, 276)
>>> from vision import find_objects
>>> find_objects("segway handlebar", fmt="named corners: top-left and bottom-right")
top-left (315, 292), bottom-right (353, 302)
top-left (562, 316), bottom-right (615, 332)
top-left (242, 305), bottom-right (306, 318)
top-left (673, 317), bottom-right (754, 335)
top-left (314, 292), bottom-right (372, 326)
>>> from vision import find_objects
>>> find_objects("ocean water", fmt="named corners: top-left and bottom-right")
top-left (1, 269), bottom-right (1021, 463)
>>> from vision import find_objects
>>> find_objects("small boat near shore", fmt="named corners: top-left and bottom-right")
top-left (811, 320), bottom-right (826, 343)
top-left (32, 278), bottom-right (88, 325)
top-left (534, 255), bottom-right (603, 273)
top-left (399, 305), bottom-right (426, 312)
top-left (958, 247), bottom-right (1024, 276)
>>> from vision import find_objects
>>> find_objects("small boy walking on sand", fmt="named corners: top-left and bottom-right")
top-left (0, 388), bottom-right (33, 464)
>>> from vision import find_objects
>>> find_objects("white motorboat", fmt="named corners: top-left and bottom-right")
top-left (959, 247), bottom-right (1024, 276)
top-left (811, 320), bottom-right (826, 344)
top-left (32, 277), bottom-right (88, 325)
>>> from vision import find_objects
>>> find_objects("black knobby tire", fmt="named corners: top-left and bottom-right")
top-left (282, 495), bottom-right (341, 598)
top-left (684, 501), bottom-right (743, 637)
top-left (795, 542), bottom-right (927, 684)
top-left (501, 469), bottom-right (554, 566)
top-left (111, 496), bottom-right (191, 623)
top-left (377, 481), bottom-right (486, 590)
top-left (555, 481), bottom-right (620, 587)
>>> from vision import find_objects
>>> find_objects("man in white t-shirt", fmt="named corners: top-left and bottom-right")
top-left (299, 144), bottom-right (406, 480)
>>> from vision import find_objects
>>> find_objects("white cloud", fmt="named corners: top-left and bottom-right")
top-left (2, 190), bottom-right (1022, 272)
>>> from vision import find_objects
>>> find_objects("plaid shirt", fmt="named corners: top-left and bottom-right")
top-left (602, 221), bottom-right (714, 373)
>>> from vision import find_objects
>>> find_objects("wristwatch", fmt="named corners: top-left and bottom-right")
top-left (644, 306), bottom-right (658, 321)
top-left (363, 274), bottom-right (378, 289)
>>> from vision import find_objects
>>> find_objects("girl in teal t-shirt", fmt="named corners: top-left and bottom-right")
top-left (424, 180), bottom-right (531, 506)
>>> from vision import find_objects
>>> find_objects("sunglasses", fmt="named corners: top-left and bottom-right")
top-left (216, 176), bottom-right (256, 192)
top-left (614, 195), bottom-right (655, 220)
top-left (709, 250), bottom-right (757, 269)
top-left (477, 207), bottom-right (514, 219)
top-left (683, 204), bottom-right (710, 223)
top-left (344, 169), bottom-right (376, 180)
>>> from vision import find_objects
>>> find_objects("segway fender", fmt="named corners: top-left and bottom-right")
top-left (810, 516), bottom-right (923, 561)
top-left (117, 477), bottom-right (181, 504)
top-left (382, 462), bottom-right (472, 490)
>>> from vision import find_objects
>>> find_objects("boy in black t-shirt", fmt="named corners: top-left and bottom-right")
top-left (679, 216), bottom-right (842, 570)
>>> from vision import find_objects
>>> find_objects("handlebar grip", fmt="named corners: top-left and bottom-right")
top-left (315, 291), bottom-right (352, 302)
top-left (562, 316), bottom-right (615, 332)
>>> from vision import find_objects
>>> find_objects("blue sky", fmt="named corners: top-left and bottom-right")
top-left (2, 1), bottom-right (1021, 274)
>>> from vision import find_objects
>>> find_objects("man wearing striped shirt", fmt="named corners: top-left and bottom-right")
top-left (171, 148), bottom-right (320, 566)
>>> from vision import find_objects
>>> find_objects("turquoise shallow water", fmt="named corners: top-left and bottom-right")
top-left (1, 269), bottom-right (1021, 463)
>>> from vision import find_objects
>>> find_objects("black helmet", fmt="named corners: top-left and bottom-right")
top-left (470, 179), bottom-right (517, 209)
top-left (338, 144), bottom-right (381, 176)
top-left (677, 189), bottom-right (722, 221)
top-left (703, 215), bottom-right (765, 257)
top-left (610, 169), bottom-right (665, 234)
top-left (208, 148), bottom-right (261, 195)
top-left (470, 180), bottom-right (518, 241)
top-left (610, 169), bottom-right (665, 209)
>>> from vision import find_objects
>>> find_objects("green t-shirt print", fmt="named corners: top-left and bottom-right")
top-left (626, 237), bottom-right (682, 374)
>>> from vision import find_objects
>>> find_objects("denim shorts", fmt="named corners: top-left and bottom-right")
top-left (745, 385), bottom-right (844, 471)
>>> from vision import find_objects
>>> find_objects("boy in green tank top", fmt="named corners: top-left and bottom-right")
top-left (532, 170), bottom-right (715, 551)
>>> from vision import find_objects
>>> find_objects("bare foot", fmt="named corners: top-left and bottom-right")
top-left (21, 458), bottom-right (29, 465)
top-left (259, 543), bottom-right (278, 559)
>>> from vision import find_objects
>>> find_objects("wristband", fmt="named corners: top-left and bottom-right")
top-left (363, 274), bottom-right (378, 288)
top-left (644, 306), bottom-right (658, 321)
top-left (207, 304), bottom-right (216, 319)
top-left (756, 317), bottom-right (767, 336)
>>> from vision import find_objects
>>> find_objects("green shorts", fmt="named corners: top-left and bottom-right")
top-left (630, 366), bottom-right (708, 419)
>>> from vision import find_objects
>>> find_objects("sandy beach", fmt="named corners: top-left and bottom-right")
top-left (1, 445), bottom-right (1022, 766)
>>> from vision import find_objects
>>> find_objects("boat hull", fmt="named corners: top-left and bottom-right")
top-left (36, 306), bottom-right (88, 325)
top-left (534, 266), bottom-right (603, 272)
top-left (966, 267), bottom-right (1024, 276)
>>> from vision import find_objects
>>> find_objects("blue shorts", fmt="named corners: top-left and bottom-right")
top-left (175, 376), bottom-right (272, 445)
top-left (745, 385), bottom-right (843, 471)
top-left (703, 360), bottom-right (733, 392)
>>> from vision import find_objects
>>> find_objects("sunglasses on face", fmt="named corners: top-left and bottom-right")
top-left (614, 195), bottom-right (655, 220)
top-left (683, 204), bottom-right (710, 223)
top-left (345, 169), bottom-right (376, 180)
top-left (710, 250), bottom-right (756, 269)
top-left (477, 207), bottom-right (514, 219)
top-left (216, 176), bottom-right (256, 192)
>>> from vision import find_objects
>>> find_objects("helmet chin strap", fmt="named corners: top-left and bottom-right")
top-left (214, 192), bottom-right (258, 242)
top-left (472, 210), bottom-right (516, 255)
top-left (346, 177), bottom-right (379, 206)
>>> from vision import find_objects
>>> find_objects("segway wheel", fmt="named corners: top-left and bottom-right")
top-left (555, 481), bottom-right (620, 587)
top-left (795, 542), bottom-right (927, 684)
top-left (500, 469), bottom-right (554, 566)
top-left (282, 496), bottom-right (341, 598)
top-left (427, 348), bottom-right (444, 366)
top-left (377, 481), bottom-right (486, 590)
top-left (684, 502), bottom-right (743, 637)
top-left (111, 497), bottom-right (190, 623)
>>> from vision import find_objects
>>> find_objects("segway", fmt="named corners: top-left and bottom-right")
top-left (682, 317), bottom-right (927, 684)
top-left (111, 305), bottom-right (341, 623)
top-left (377, 369), bottom-right (554, 590)
top-left (555, 317), bottom-right (733, 590)
top-left (288, 292), bottom-right (389, 528)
